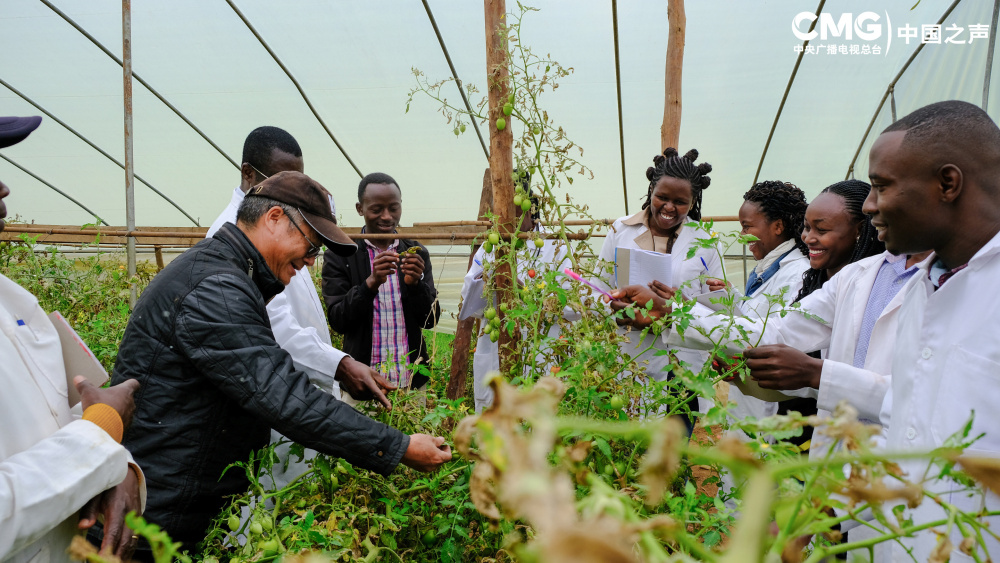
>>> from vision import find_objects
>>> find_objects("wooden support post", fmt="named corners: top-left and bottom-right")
top-left (447, 169), bottom-right (494, 400)
top-left (661, 0), bottom-right (685, 152)
top-left (484, 0), bottom-right (516, 377)
top-left (153, 245), bottom-right (164, 271)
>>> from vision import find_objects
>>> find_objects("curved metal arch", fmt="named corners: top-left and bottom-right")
top-left (37, 0), bottom-right (240, 170)
top-left (224, 0), bottom-right (363, 178)
top-left (0, 77), bottom-right (200, 226)
top-left (0, 152), bottom-right (109, 226)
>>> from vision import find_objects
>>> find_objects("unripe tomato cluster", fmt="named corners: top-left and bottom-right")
top-left (484, 307), bottom-right (502, 342)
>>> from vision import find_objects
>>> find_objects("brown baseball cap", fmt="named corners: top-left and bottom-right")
top-left (246, 170), bottom-right (357, 256)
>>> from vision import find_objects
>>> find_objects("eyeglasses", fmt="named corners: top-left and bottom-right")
top-left (285, 211), bottom-right (323, 259)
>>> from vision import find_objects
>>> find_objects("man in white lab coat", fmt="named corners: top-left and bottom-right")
top-left (863, 99), bottom-right (1000, 562)
top-left (207, 126), bottom-right (394, 491)
top-left (0, 116), bottom-right (146, 562)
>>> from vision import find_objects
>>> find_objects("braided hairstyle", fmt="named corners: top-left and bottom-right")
top-left (742, 180), bottom-right (809, 256)
top-left (643, 148), bottom-right (712, 220)
top-left (796, 179), bottom-right (885, 301)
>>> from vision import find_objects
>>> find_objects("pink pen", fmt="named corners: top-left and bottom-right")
top-left (563, 268), bottom-right (614, 299)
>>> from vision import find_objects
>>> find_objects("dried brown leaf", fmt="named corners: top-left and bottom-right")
top-left (639, 417), bottom-right (684, 504)
top-left (929, 532), bottom-right (954, 563)
top-left (958, 455), bottom-right (1000, 497)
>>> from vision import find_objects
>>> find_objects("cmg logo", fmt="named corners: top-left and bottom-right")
top-left (792, 12), bottom-right (886, 41)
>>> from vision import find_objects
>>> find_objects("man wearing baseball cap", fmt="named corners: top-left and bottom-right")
top-left (110, 170), bottom-right (452, 552)
top-left (0, 115), bottom-right (147, 562)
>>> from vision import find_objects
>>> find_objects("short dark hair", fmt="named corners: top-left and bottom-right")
top-left (236, 195), bottom-right (299, 227)
top-left (358, 172), bottom-right (400, 202)
top-left (884, 100), bottom-right (1000, 154)
top-left (242, 126), bottom-right (302, 176)
top-left (643, 148), bottom-right (712, 220)
top-left (743, 180), bottom-right (809, 256)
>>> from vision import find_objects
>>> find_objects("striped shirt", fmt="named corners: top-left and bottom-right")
top-left (853, 253), bottom-right (918, 368)
top-left (365, 237), bottom-right (411, 387)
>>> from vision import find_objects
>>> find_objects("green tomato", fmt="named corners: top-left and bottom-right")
top-left (508, 92), bottom-right (515, 104)
top-left (482, 240), bottom-right (494, 253)
top-left (489, 329), bottom-right (500, 343)
top-left (534, 238), bottom-right (545, 249)
top-left (609, 395), bottom-right (625, 410)
top-left (502, 103), bottom-right (513, 116)
top-left (513, 194), bottom-right (524, 207)
top-left (484, 307), bottom-right (497, 320)
top-left (460, 123), bottom-right (467, 133)
top-left (422, 529), bottom-right (439, 546)
top-left (259, 539), bottom-right (279, 556)
top-left (531, 126), bottom-right (541, 135)
top-left (529, 165), bottom-right (538, 174)
top-left (499, 302), bottom-right (509, 312)
top-left (249, 521), bottom-right (263, 536)
top-left (602, 464), bottom-right (614, 476)
top-left (616, 461), bottom-right (627, 476)
top-left (204, 556), bottom-right (220, 563)
top-left (227, 514), bottom-right (240, 532)
top-left (521, 199), bottom-right (532, 213)
top-left (488, 232), bottom-right (500, 245)
top-left (496, 117), bottom-right (506, 131)
top-left (259, 514), bottom-right (273, 532)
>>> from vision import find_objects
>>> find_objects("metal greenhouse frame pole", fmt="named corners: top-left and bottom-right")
top-left (422, 0), bottom-right (490, 161)
top-left (611, 0), bottom-right (629, 215)
top-left (225, 0), bottom-right (363, 178)
top-left (0, 77), bottom-right (200, 226)
top-left (753, 0), bottom-right (825, 185)
top-left (122, 0), bottom-right (137, 307)
top-left (0, 153), bottom-right (108, 226)
top-left (38, 0), bottom-right (239, 170)
top-left (845, 0), bottom-right (963, 180)
top-left (982, 0), bottom-right (1000, 111)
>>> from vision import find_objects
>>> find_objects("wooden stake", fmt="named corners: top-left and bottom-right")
top-left (484, 0), bottom-right (516, 376)
top-left (447, 169), bottom-right (495, 400)
top-left (661, 0), bottom-right (685, 152)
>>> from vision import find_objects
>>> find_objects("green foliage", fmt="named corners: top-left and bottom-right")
top-left (0, 233), bottom-right (155, 371)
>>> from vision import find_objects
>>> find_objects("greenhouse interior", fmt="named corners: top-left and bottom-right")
top-left (3, 0), bottom-right (1000, 561)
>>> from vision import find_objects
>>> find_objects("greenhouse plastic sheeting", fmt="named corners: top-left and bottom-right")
top-left (0, 0), bottom-right (997, 229)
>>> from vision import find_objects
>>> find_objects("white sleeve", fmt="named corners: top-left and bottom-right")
top-left (664, 272), bottom-right (841, 355)
top-left (459, 248), bottom-right (489, 321)
top-left (817, 361), bottom-right (890, 422)
top-left (267, 291), bottom-right (346, 393)
top-left (0, 421), bottom-right (129, 559)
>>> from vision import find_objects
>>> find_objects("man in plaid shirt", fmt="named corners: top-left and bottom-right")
top-left (322, 173), bottom-right (440, 390)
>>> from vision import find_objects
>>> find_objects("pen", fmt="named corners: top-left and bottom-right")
top-left (563, 268), bottom-right (614, 300)
top-left (699, 257), bottom-right (709, 272)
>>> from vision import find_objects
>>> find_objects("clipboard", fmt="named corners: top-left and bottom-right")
top-left (48, 311), bottom-right (109, 407)
top-left (732, 378), bottom-right (793, 402)
top-left (614, 247), bottom-right (672, 288)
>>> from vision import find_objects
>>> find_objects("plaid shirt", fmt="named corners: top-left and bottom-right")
top-left (365, 235), bottom-right (411, 387)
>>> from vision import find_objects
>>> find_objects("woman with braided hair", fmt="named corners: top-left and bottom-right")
top-left (715, 181), bottom-right (813, 426)
top-left (797, 180), bottom-right (884, 301)
top-left (597, 148), bottom-right (724, 429)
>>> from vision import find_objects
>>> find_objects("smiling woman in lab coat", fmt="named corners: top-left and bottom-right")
top-left (597, 148), bottom-right (723, 428)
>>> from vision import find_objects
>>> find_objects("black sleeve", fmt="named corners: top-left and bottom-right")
top-left (175, 273), bottom-right (408, 476)
top-left (321, 249), bottom-right (378, 335)
top-left (402, 243), bottom-right (440, 329)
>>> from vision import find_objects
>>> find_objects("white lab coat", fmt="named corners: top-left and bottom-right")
top-left (725, 248), bottom-right (810, 423)
top-left (597, 212), bottom-right (724, 384)
top-left (666, 252), bottom-right (912, 441)
top-left (208, 187), bottom-right (344, 492)
top-left (879, 230), bottom-right (1000, 563)
top-left (459, 230), bottom-right (573, 412)
top-left (0, 274), bottom-right (143, 563)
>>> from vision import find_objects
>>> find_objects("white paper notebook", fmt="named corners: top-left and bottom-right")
top-left (49, 311), bottom-right (109, 407)
top-left (614, 248), bottom-right (672, 288)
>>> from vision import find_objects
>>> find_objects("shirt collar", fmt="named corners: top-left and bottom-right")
top-left (753, 238), bottom-right (798, 275)
top-left (361, 226), bottom-right (398, 251)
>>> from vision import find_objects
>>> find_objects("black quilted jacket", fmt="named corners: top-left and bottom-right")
top-left (110, 223), bottom-right (408, 545)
